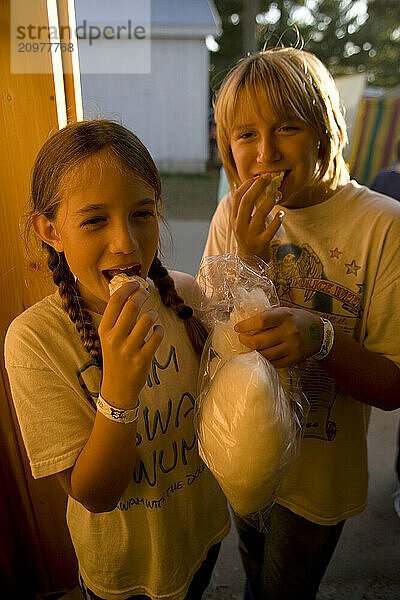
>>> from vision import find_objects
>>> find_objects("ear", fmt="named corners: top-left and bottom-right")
top-left (32, 214), bottom-right (64, 252)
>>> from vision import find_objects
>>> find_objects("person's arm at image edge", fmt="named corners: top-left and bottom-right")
top-left (318, 325), bottom-right (400, 411)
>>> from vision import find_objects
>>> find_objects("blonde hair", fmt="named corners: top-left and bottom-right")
top-left (215, 47), bottom-right (350, 192)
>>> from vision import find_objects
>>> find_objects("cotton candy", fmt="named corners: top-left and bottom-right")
top-left (109, 273), bottom-right (149, 295)
top-left (198, 351), bottom-right (294, 516)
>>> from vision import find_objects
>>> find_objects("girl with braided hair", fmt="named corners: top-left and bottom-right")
top-left (5, 119), bottom-right (230, 600)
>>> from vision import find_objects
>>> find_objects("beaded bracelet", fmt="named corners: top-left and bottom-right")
top-left (97, 394), bottom-right (140, 424)
top-left (313, 318), bottom-right (335, 360)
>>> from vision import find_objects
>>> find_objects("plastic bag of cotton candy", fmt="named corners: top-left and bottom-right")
top-left (194, 254), bottom-right (309, 531)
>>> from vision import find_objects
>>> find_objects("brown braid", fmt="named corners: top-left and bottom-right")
top-left (47, 246), bottom-right (103, 368)
top-left (148, 255), bottom-right (208, 356)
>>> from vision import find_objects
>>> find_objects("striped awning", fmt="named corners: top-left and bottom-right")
top-left (349, 91), bottom-right (400, 186)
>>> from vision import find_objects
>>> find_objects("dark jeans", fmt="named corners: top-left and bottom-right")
top-left (396, 421), bottom-right (400, 482)
top-left (79, 542), bottom-right (220, 600)
top-left (236, 504), bottom-right (345, 600)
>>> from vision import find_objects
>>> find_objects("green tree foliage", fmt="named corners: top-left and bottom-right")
top-left (209, 0), bottom-right (245, 93)
top-left (210, 0), bottom-right (400, 89)
top-left (361, 0), bottom-right (400, 87)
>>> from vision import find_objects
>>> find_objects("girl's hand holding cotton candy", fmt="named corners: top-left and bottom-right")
top-left (99, 278), bottom-right (163, 409)
top-left (195, 255), bottom-right (308, 530)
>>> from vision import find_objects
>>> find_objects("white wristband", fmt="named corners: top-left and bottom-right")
top-left (313, 318), bottom-right (335, 360)
top-left (97, 394), bottom-right (139, 424)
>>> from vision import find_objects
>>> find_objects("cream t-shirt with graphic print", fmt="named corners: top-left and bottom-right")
top-left (203, 181), bottom-right (400, 526)
top-left (5, 276), bottom-right (229, 600)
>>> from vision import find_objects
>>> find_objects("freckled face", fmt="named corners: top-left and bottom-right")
top-left (230, 99), bottom-right (321, 208)
top-left (53, 164), bottom-right (159, 313)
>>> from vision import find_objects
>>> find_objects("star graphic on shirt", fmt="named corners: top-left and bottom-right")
top-left (330, 247), bottom-right (342, 259)
top-left (345, 259), bottom-right (361, 276)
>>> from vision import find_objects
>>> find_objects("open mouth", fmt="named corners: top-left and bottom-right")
top-left (257, 170), bottom-right (289, 182)
top-left (102, 264), bottom-right (141, 282)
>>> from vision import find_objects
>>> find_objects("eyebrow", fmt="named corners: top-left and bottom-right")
top-left (74, 198), bottom-right (155, 216)
top-left (232, 124), bottom-right (254, 133)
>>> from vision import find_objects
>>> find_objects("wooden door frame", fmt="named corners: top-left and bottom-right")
top-left (1, 0), bottom-right (81, 594)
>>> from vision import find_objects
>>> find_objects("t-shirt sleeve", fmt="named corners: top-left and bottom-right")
top-left (202, 194), bottom-right (231, 259)
top-left (363, 213), bottom-right (400, 369)
top-left (5, 320), bottom-right (95, 479)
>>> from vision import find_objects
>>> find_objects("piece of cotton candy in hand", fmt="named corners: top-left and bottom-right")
top-left (109, 273), bottom-right (149, 296)
top-left (255, 171), bottom-right (285, 210)
top-left (212, 286), bottom-right (272, 359)
top-left (230, 286), bottom-right (270, 324)
top-left (212, 320), bottom-right (249, 358)
top-left (197, 351), bottom-right (294, 516)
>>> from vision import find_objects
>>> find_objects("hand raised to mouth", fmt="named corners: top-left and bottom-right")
top-left (255, 171), bottom-right (285, 210)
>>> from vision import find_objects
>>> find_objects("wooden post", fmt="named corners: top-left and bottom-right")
top-left (0, 0), bottom-right (79, 595)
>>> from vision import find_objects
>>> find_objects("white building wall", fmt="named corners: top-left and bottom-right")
top-left (80, 38), bottom-right (210, 173)
top-left (334, 73), bottom-right (366, 159)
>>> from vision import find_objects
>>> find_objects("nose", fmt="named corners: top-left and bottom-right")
top-left (257, 134), bottom-right (282, 166)
top-left (108, 220), bottom-right (139, 255)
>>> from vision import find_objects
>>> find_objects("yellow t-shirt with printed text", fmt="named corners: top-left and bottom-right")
top-left (5, 280), bottom-right (229, 600)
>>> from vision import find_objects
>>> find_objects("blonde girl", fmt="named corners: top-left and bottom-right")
top-left (203, 47), bottom-right (400, 599)
top-left (5, 120), bottom-right (230, 600)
